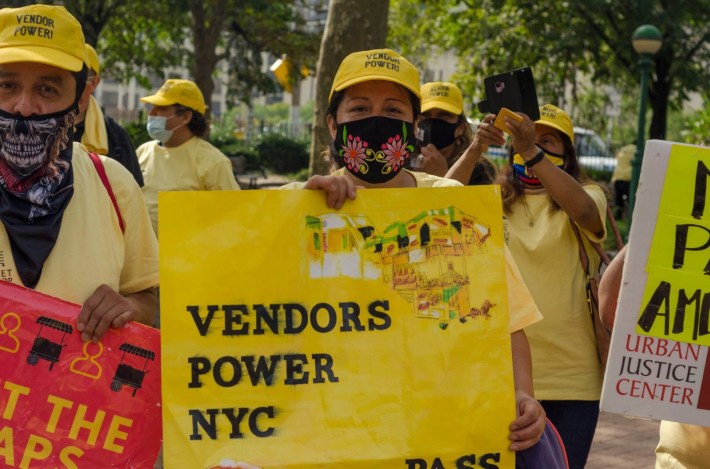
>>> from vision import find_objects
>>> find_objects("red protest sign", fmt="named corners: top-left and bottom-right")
top-left (0, 281), bottom-right (161, 468)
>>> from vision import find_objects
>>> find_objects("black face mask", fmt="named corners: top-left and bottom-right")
top-left (417, 118), bottom-right (459, 149)
top-left (333, 116), bottom-right (415, 184)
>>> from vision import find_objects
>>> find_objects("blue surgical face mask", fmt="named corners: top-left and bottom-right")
top-left (147, 115), bottom-right (181, 143)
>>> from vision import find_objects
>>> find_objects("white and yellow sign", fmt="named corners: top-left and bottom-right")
top-left (160, 186), bottom-right (515, 468)
top-left (601, 140), bottom-right (710, 427)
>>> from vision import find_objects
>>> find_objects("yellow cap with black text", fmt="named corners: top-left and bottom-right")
top-left (330, 48), bottom-right (420, 101)
top-left (0, 4), bottom-right (85, 72)
top-left (421, 82), bottom-right (464, 115)
top-left (536, 104), bottom-right (574, 143)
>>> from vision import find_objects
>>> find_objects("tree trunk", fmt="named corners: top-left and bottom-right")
top-left (309, 0), bottom-right (390, 176)
top-left (188, 0), bottom-right (227, 136)
top-left (290, 79), bottom-right (302, 138)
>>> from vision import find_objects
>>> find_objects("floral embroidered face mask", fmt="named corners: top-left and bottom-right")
top-left (334, 116), bottom-right (415, 184)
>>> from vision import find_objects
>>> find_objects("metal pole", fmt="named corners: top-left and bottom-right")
top-left (628, 54), bottom-right (653, 225)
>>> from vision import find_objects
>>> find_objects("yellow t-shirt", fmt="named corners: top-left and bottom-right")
top-left (612, 144), bottom-right (634, 183)
top-left (0, 143), bottom-right (159, 304)
top-left (656, 421), bottom-right (710, 469)
top-left (505, 184), bottom-right (607, 400)
top-left (283, 169), bottom-right (542, 333)
top-left (137, 136), bottom-right (240, 235)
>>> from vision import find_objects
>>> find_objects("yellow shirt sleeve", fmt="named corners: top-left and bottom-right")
top-left (577, 184), bottom-right (608, 244)
top-left (505, 246), bottom-right (542, 333)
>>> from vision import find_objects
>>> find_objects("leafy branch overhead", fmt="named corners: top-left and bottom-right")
top-left (389, 0), bottom-right (710, 140)
top-left (62, 0), bottom-right (321, 110)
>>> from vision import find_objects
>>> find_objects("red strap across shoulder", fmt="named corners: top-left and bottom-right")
top-left (88, 152), bottom-right (125, 233)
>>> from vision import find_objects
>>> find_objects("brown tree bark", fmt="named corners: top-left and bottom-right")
top-left (308, 0), bottom-right (390, 176)
top-left (188, 0), bottom-right (228, 135)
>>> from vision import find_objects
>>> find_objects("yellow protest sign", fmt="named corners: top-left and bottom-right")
top-left (160, 187), bottom-right (515, 469)
top-left (637, 143), bottom-right (710, 346)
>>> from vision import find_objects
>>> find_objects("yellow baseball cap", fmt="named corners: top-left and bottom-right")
top-left (329, 48), bottom-right (420, 101)
top-left (0, 4), bottom-right (85, 72)
top-left (84, 43), bottom-right (100, 74)
top-left (421, 82), bottom-right (464, 115)
top-left (536, 104), bottom-right (574, 143)
top-left (140, 79), bottom-right (207, 115)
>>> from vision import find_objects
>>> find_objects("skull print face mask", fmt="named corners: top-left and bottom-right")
top-left (0, 105), bottom-right (75, 192)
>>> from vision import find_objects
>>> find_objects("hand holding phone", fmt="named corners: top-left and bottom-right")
top-left (493, 108), bottom-right (524, 134)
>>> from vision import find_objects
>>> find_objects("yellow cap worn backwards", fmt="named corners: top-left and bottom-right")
top-left (84, 43), bottom-right (100, 74)
top-left (140, 79), bottom-right (207, 115)
top-left (329, 48), bottom-right (420, 101)
top-left (536, 104), bottom-right (574, 143)
top-left (421, 81), bottom-right (464, 115)
top-left (0, 4), bottom-right (85, 72)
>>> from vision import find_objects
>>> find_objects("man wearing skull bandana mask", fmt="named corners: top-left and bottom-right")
top-left (282, 48), bottom-right (548, 455)
top-left (0, 4), bottom-right (158, 342)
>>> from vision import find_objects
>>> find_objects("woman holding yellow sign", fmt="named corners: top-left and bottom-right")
top-left (289, 48), bottom-right (548, 455)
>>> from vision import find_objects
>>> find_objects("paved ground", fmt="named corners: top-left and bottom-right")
top-left (586, 411), bottom-right (660, 468)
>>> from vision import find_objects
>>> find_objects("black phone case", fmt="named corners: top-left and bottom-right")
top-left (477, 67), bottom-right (540, 121)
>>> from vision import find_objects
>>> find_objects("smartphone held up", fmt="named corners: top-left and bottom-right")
top-left (477, 67), bottom-right (540, 121)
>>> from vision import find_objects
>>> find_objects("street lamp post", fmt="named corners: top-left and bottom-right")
top-left (628, 25), bottom-right (663, 223)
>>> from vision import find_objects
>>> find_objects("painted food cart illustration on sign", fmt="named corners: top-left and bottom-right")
top-left (306, 206), bottom-right (493, 329)
top-left (110, 343), bottom-right (155, 397)
top-left (306, 213), bottom-right (382, 280)
top-left (27, 316), bottom-right (73, 370)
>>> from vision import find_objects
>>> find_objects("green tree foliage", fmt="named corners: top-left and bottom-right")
top-left (61, 0), bottom-right (190, 89)
top-left (122, 119), bottom-right (152, 150)
top-left (668, 101), bottom-right (710, 146)
top-left (36, 0), bottom-right (321, 115)
top-left (389, 0), bottom-right (710, 140)
top-left (219, 0), bottom-right (322, 106)
top-left (256, 134), bottom-right (310, 173)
